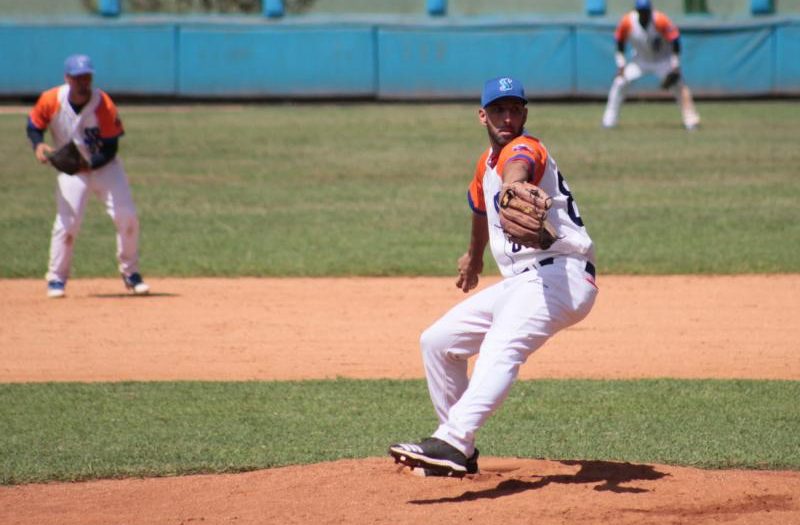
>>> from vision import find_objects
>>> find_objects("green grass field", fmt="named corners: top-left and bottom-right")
top-left (2, 379), bottom-right (798, 484)
top-left (2, 100), bottom-right (799, 485)
top-left (3, 101), bottom-right (799, 278)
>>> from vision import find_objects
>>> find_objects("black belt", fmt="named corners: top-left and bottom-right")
top-left (524, 257), bottom-right (596, 278)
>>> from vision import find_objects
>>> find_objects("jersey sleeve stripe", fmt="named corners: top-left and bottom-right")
top-left (507, 154), bottom-right (534, 167)
top-left (467, 190), bottom-right (486, 215)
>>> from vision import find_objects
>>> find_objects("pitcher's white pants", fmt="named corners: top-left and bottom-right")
top-left (422, 256), bottom-right (597, 458)
top-left (602, 59), bottom-right (700, 129)
top-left (46, 158), bottom-right (141, 283)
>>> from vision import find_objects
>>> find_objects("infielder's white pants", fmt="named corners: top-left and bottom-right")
top-left (47, 159), bottom-right (141, 283)
top-left (602, 59), bottom-right (700, 129)
top-left (422, 256), bottom-right (597, 457)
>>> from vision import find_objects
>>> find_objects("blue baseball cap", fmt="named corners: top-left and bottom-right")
top-left (635, 0), bottom-right (652, 10)
top-left (64, 54), bottom-right (94, 76)
top-left (481, 77), bottom-right (527, 108)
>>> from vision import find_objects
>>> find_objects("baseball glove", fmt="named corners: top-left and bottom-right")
top-left (661, 69), bottom-right (681, 90)
top-left (498, 181), bottom-right (559, 250)
top-left (47, 142), bottom-right (89, 175)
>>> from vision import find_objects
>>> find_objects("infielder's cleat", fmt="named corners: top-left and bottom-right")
top-left (47, 280), bottom-right (66, 298)
top-left (601, 119), bottom-right (617, 129)
top-left (684, 113), bottom-right (701, 131)
top-left (388, 438), bottom-right (469, 477)
top-left (122, 272), bottom-right (150, 295)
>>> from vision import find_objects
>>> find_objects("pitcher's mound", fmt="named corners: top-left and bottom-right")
top-left (4, 457), bottom-right (800, 524)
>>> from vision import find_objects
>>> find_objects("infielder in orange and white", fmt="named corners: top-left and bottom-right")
top-left (27, 54), bottom-right (149, 298)
top-left (602, 0), bottom-right (701, 130)
top-left (390, 77), bottom-right (598, 477)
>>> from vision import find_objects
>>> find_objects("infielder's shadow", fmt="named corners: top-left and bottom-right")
top-left (409, 460), bottom-right (668, 505)
top-left (90, 292), bottom-right (179, 298)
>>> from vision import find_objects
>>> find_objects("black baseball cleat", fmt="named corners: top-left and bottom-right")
top-left (416, 448), bottom-right (479, 477)
top-left (389, 437), bottom-right (470, 478)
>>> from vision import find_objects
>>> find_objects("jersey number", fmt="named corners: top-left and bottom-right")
top-left (83, 127), bottom-right (102, 155)
top-left (558, 170), bottom-right (584, 227)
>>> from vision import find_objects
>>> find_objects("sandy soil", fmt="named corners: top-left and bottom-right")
top-left (1, 275), bottom-right (799, 524)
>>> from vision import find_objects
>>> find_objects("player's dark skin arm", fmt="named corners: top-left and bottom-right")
top-left (456, 213), bottom-right (489, 293)
top-left (502, 158), bottom-right (532, 185)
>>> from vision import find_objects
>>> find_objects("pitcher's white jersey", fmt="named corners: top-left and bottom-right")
top-left (616, 9), bottom-right (680, 65)
top-left (467, 133), bottom-right (594, 278)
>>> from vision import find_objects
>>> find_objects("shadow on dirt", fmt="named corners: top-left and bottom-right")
top-left (89, 292), bottom-right (178, 298)
top-left (411, 460), bottom-right (669, 504)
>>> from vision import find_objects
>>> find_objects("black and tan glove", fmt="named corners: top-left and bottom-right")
top-left (498, 181), bottom-right (559, 250)
top-left (47, 142), bottom-right (89, 175)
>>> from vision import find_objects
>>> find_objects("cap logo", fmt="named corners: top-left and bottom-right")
top-left (481, 76), bottom-right (526, 108)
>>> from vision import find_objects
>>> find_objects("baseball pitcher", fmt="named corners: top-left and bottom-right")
top-left (389, 77), bottom-right (598, 477)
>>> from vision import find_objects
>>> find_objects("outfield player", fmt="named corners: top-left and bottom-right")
top-left (27, 54), bottom-right (150, 298)
top-left (389, 77), bottom-right (598, 477)
top-left (602, 0), bottom-right (701, 130)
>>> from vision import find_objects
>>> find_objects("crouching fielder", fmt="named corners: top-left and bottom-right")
top-left (602, 0), bottom-right (700, 130)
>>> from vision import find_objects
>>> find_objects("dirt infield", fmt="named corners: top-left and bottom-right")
top-left (2, 275), bottom-right (799, 524)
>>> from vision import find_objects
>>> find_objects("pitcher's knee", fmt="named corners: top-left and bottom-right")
top-left (419, 326), bottom-right (439, 355)
top-left (420, 323), bottom-right (452, 358)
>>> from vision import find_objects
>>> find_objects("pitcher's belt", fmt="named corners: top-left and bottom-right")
top-left (523, 257), bottom-right (596, 279)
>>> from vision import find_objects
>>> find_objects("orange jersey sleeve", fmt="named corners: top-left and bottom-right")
top-left (614, 14), bottom-right (633, 43)
top-left (28, 87), bottom-right (61, 130)
top-left (495, 135), bottom-right (548, 186)
top-left (654, 11), bottom-right (680, 42)
top-left (467, 150), bottom-right (490, 214)
top-left (95, 91), bottom-right (124, 138)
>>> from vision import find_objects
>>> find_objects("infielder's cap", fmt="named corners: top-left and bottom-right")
top-left (635, 0), bottom-right (652, 10)
top-left (481, 77), bottom-right (527, 108)
top-left (64, 54), bottom-right (94, 76)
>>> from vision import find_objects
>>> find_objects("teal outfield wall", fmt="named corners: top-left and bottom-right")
top-left (0, 15), bottom-right (797, 99)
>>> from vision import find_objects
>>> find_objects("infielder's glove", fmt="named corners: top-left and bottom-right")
top-left (498, 181), bottom-right (559, 250)
top-left (46, 142), bottom-right (89, 175)
top-left (661, 69), bottom-right (681, 90)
